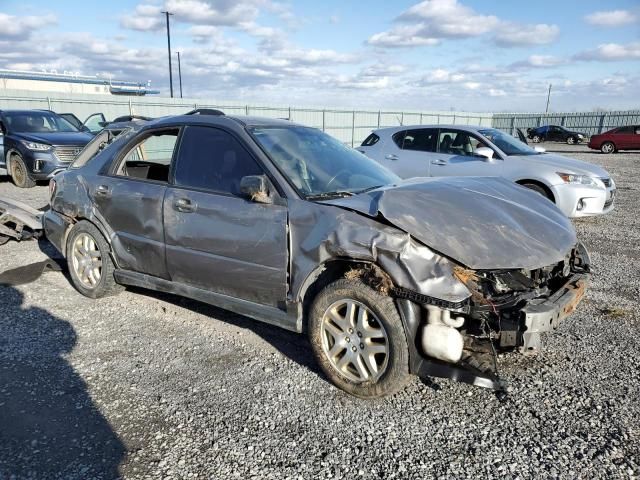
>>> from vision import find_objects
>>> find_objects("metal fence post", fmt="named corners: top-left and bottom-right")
top-left (420, 113), bottom-right (423, 124)
top-left (245, 105), bottom-right (249, 116)
top-left (510, 116), bottom-right (516, 135)
top-left (453, 114), bottom-right (456, 124)
top-left (288, 106), bottom-right (291, 121)
top-left (598, 114), bottom-right (606, 134)
top-left (400, 111), bottom-right (404, 126)
top-left (47, 96), bottom-right (52, 110)
top-left (377, 110), bottom-right (381, 128)
top-left (129, 98), bottom-right (133, 115)
top-left (351, 110), bottom-right (356, 147)
top-left (322, 109), bottom-right (326, 132)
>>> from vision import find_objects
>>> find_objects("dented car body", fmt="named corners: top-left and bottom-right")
top-left (43, 113), bottom-right (590, 397)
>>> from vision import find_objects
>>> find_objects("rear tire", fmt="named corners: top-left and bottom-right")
top-left (308, 278), bottom-right (410, 399)
top-left (521, 182), bottom-right (553, 201)
top-left (66, 220), bottom-right (123, 299)
top-left (10, 154), bottom-right (36, 189)
top-left (601, 142), bottom-right (616, 154)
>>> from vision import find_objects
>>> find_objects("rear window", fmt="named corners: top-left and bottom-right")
top-left (361, 133), bottom-right (380, 147)
top-left (615, 126), bottom-right (634, 134)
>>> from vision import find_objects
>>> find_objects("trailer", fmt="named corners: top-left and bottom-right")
top-left (0, 197), bottom-right (44, 245)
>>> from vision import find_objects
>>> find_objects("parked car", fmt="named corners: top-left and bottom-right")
top-left (0, 109), bottom-right (93, 188)
top-left (526, 125), bottom-right (586, 144)
top-left (43, 113), bottom-right (590, 398)
top-left (358, 125), bottom-right (615, 218)
top-left (59, 112), bottom-right (107, 134)
top-left (588, 125), bottom-right (640, 153)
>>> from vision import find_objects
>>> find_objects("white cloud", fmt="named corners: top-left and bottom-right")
top-left (0, 13), bottom-right (57, 40)
top-left (509, 55), bottom-right (566, 70)
top-left (584, 10), bottom-right (637, 27)
top-left (418, 68), bottom-right (466, 84)
top-left (368, 0), bottom-right (499, 47)
top-left (120, 4), bottom-right (163, 31)
top-left (574, 42), bottom-right (640, 62)
top-left (493, 23), bottom-right (559, 47)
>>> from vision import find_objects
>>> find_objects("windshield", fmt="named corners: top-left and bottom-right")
top-left (479, 128), bottom-right (540, 156)
top-left (250, 126), bottom-right (399, 198)
top-left (4, 111), bottom-right (80, 133)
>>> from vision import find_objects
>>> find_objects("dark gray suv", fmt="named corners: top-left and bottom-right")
top-left (0, 110), bottom-right (93, 188)
top-left (43, 113), bottom-right (590, 398)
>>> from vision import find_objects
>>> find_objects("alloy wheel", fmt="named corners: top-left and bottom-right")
top-left (71, 233), bottom-right (103, 289)
top-left (320, 299), bottom-right (389, 383)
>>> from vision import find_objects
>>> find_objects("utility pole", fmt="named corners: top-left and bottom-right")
top-left (177, 51), bottom-right (183, 98)
top-left (545, 83), bottom-right (552, 113)
top-left (162, 11), bottom-right (174, 97)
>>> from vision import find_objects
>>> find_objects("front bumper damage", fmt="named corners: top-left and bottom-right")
top-left (396, 243), bottom-right (591, 395)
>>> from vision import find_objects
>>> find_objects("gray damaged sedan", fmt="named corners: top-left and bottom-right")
top-left (44, 113), bottom-right (590, 398)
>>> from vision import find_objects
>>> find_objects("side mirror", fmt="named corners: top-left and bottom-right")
top-left (475, 147), bottom-right (494, 161)
top-left (534, 146), bottom-right (546, 153)
top-left (240, 175), bottom-right (273, 204)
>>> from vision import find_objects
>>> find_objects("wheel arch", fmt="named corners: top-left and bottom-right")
top-left (515, 178), bottom-right (556, 203)
top-left (297, 258), bottom-right (395, 333)
top-left (63, 216), bottom-right (119, 267)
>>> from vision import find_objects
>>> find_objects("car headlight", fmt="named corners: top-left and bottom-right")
top-left (577, 134), bottom-right (584, 138)
top-left (556, 172), bottom-right (598, 187)
top-left (20, 140), bottom-right (52, 151)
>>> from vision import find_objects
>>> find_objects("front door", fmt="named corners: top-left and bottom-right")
top-left (164, 125), bottom-right (288, 308)
top-left (93, 127), bottom-right (180, 279)
top-left (429, 129), bottom-right (503, 178)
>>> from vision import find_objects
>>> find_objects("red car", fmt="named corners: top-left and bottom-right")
top-left (588, 125), bottom-right (640, 153)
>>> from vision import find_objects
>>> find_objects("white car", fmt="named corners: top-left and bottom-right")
top-left (358, 125), bottom-right (615, 218)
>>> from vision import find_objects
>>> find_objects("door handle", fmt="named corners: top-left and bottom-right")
top-left (385, 154), bottom-right (399, 161)
top-left (173, 198), bottom-right (196, 213)
top-left (95, 185), bottom-right (111, 197)
top-left (431, 159), bottom-right (447, 166)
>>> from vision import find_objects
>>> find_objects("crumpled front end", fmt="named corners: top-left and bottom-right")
top-left (402, 242), bottom-right (590, 392)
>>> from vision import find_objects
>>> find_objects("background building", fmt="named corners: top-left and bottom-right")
top-left (0, 70), bottom-right (159, 96)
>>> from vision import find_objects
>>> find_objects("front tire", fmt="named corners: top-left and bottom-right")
top-left (308, 278), bottom-right (410, 398)
top-left (567, 137), bottom-right (576, 145)
top-left (10, 154), bottom-right (36, 189)
top-left (66, 221), bottom-right (123, 299)
top-left (532, 135), bottom-right (541, 143)
top-left (601, 142), bottom-right (616, 154)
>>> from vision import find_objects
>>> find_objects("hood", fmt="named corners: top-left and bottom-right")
top-left (325, 176), bottom-right (577, 270)
top-left (520, 153), bottom-right (610, 178)
top-left (14, 131), bottom-right (93, 146)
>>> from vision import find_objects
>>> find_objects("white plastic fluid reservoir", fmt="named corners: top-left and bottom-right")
top-left (421, 323), bottom-right (464, 363)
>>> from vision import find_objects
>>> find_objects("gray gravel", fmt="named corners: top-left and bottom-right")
top-left (0, 143), bottom-right (639, 479)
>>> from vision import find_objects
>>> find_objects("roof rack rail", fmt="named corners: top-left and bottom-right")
top-left (185, 108), bottom-right (225, 116)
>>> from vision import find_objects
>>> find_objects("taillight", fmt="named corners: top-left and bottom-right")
top-left (49, 178), bottom-right (57, 201)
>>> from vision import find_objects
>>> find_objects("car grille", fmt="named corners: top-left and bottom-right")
top-left (600, 177), bottom-right (612, 188)
top-left (53, 145), bottom-right (84, 163)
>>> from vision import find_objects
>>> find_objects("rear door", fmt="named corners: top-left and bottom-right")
top-left (92, 127), bottom-right (179, 279)
top-left (163, 125), bottom-right (288, 307)
top-left (429, 128), bottom-right (503, 178)
top-left (614, 126), bottom-right (635, 149)
top-left (378, 128), bottom-right (438, 178)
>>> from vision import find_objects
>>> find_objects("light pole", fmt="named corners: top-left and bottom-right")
top-left (177, 51), bottom-right (183, 98)
top-left (545, 84), bottom-right (552, 113)
top-left (162, 11), bottom-right (174, 97)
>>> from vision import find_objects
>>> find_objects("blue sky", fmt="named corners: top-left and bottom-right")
top-left (0, 0), bottom-right (638, 112)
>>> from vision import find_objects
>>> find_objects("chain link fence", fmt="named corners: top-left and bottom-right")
top-left (0, 89), bottom-right (491, 146)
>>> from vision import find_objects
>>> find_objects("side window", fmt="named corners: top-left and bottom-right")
top-left (392, 129), bottom-right (437, 152)
top-left (616, 126), bottom-right (634, 134)
top-left (174, 126), bottom-right (263, 195)
top-left (438, 130), bottom-right (493, 157)
top-left (116, 129), bottom-right (179, 183)
top-left (635, 127), bottom-right (640, 135)
top-left (361, 133), bottom-right (380, 146)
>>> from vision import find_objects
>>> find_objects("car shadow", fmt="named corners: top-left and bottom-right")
top-left (0, 285), bottom-right (126, 479)
top-left (129, 286), bottom-right (321, 376)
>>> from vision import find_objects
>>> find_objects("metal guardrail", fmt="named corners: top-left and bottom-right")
top-left (491, 111), bottom-right (640, 137)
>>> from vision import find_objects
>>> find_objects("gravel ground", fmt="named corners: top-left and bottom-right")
top-left (0, 143), bottom-right (638, 479)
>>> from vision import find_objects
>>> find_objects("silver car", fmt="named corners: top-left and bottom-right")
top-left (358, 125), bottom-right (616, 218)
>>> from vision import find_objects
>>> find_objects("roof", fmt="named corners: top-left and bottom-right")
top-left (373, 124), bottom-right (490, 133)
top-left (150, 114), bottom-right (303, 129)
